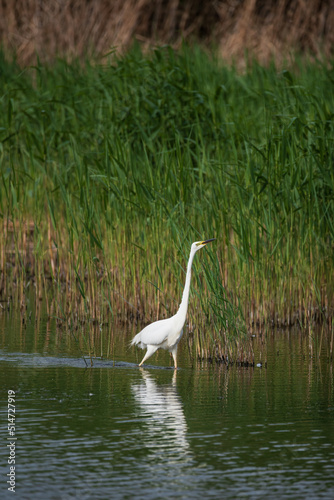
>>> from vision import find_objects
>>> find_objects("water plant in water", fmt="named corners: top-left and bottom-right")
top-left (0, 45), bottom-right (333, 361)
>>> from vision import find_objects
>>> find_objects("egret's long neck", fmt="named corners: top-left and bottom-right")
top-left (177, 248), bottom-right (196, 325)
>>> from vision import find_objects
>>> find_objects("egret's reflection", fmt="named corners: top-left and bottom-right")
top-left (132, 370), bottom-right (191, 461)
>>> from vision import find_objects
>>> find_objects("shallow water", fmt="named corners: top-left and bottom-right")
top-left (1, 302), bottom-right (333, 499)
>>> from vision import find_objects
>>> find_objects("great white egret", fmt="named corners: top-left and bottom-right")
top-left (131, 239), bottom-right (215, 368)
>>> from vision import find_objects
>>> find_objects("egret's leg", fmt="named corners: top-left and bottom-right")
top-left (138, 345), bottom-right (158, 367)
top-left (171, 346), bottom-right (178, 369)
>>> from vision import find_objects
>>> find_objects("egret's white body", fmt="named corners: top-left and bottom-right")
top-left (131, 239), bottom-right (215, 368)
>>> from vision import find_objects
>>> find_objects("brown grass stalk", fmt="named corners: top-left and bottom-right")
top-left (0, 0), bottom-right (333, 66)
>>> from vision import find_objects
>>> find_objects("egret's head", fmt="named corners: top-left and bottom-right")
top-left (192, 238), bottom-right (215, 252)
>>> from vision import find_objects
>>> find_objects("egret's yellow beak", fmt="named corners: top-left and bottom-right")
top-left (197, 238), bottom-right (215, 246)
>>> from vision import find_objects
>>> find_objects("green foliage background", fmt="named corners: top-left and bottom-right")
top-left (1, 46), bottom-right (333, 349)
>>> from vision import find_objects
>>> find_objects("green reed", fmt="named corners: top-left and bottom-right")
top-left (0, 46), bottom-right (333, 359)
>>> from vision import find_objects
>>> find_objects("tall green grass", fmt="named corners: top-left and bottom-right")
top-left (1, 46), bottom-right (333, 359)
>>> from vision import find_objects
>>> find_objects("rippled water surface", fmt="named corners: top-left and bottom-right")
top-left (1, 303), bottom-right (333, 499)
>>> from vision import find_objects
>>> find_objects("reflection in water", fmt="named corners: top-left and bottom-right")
top-left (132, 370), bottom-right (191, 464)
top-left (1, 306), bottom-right (334, 499)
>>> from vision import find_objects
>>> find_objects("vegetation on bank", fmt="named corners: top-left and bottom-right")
top-left (1, 46), bottom-right (333, 360)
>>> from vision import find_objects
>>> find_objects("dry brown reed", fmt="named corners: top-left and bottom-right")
top-left (3, 216), bottom-right (333, 326)
top-left (0, 0), bottom-right (333, 66)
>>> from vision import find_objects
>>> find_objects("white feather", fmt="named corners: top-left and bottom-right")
top-left (131, 239), bottom-right (215, 368)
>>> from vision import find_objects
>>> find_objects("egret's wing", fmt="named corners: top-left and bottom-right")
top-left (139, 317), bottom-right (174, 346)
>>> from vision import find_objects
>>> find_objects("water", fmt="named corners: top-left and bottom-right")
top-left (1, 302), bottom-right (334, 499)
